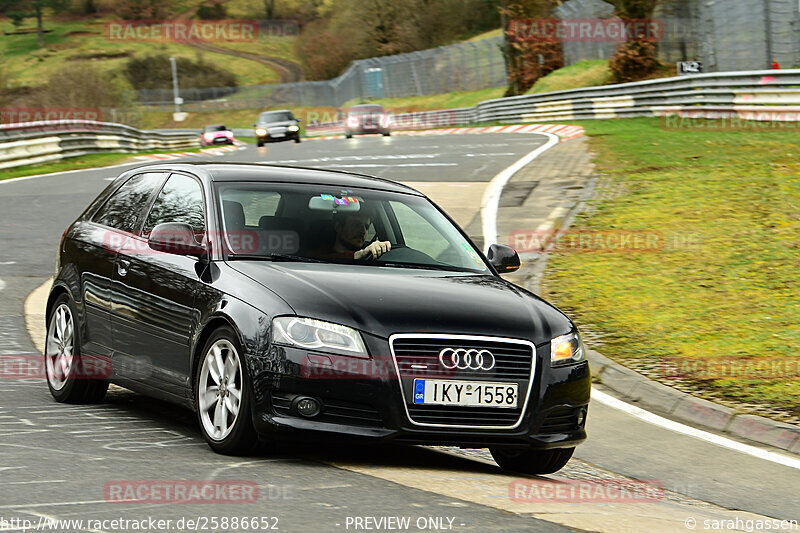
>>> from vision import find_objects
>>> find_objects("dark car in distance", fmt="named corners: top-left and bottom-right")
top-left (345, 104), bottom-right (391, 138)
top-left (45, 162), bottom-right (590, 474)
top-left (254, 110), bottom-right (301, 146)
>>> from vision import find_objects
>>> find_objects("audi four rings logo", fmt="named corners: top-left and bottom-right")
top-left (438, 348), bottom-right (496, 371)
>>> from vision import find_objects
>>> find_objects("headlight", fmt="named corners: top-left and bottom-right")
top-left (287, 125), bottom-right (299, 132)
top-left (550, 331), bottom-right (585, 366)
top-left (271, 317), bottom-right (367, 357)
top-left (255, 128), bottom-right (267, 136)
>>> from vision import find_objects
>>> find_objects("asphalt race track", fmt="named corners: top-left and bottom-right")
top-left (0, 134), bottom-right (797, 532)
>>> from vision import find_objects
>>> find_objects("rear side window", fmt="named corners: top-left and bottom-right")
top-left (92, 172), bottom-right (166, 233)
top-left (143, 174), bottom-right (206, 235)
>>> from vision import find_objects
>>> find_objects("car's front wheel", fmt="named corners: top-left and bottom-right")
top-left (490, 446), bottom-right (575, 475)
top-left (195, 326), bottom-right (259, 455)
top-left (45, 294), bottom-right (108, 403)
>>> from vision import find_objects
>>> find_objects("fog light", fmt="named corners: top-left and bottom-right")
top-left (576, 408), bottom-right (587, 427)
top-left (294, 397), bottom-right (321, 418)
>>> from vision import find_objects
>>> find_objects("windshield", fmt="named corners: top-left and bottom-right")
top-left (204, 125), bottom-right (227, 132)
top-left (259, 111), bottom-right (294, 123)
top-left (216, 182), bottom-right (488, 273)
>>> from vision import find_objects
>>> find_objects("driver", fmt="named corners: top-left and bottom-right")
top-left (328, 208), bottom-right (392, 260)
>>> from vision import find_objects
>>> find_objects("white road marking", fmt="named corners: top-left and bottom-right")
top-left (592, 389), bottom-right (800, 470)
top-left (481, 133), bottom-right (800, 471)
top-left (0, 279), bottom-right (5, 291)
top-left (0, 261), bottom-right (15, 265)
top-left (480, 133), bottom-right (559, 252)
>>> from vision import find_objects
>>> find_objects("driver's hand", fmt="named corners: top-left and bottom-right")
top-left (355, 240), bottom-right (391, 260)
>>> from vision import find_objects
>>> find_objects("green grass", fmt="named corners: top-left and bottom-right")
top-left (527, 60), bottom-right (613, 94)
top-left (0, 145), bottom-right (203, 180)
top-left (342, 87), bottom-right (507, 111)
top-left (0, 17), bottom-right (287, 88)
top-left (539, 118), bottom-right (800, 421)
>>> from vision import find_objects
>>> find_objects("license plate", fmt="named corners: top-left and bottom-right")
top-left (413, 379), bottom-right (518, 408)
top-left (271, 133), bottom-right (285, 137)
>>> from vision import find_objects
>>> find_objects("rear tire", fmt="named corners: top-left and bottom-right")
top-left (45, 294), bottom-right (108, 404)
top-left (345, 133), bottom-right (353, 139)
top-left (490, 447), bottom-right (575, 475)
top-left (194, 326), bottom-right (260, 455)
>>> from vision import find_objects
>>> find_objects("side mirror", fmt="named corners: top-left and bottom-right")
top-left (487, 244), bottom-right (520, 273)
top-left (149, 222), bottom-right (206, 258)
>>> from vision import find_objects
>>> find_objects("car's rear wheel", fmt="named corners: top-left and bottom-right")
top-left (45, 294), bottom-right (108, 403)
top-left (383, 131), bottom-right (391, 137)
top-left (490, 446), bottom-right (575, 475)
top-left (195, 327), bottom-right (259, 455)
top-left (345, 133), bottom-right (352, 139)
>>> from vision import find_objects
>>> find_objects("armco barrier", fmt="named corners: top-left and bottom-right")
top-left (0, 120), bottom-right (199, 171)
top-left (304, 69), bottom-right (800, 136)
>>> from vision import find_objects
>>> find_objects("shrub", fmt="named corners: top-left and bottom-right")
top-left (197, 2), bottom-right (227, 20)
top-left (123, 54), bottom-right (237, 90)
top-left (609, 38), bottom-right (660, 83)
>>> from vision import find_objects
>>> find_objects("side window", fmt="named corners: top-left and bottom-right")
top-left (143, 174), bottom-right (206, 235)
top-left (93, 172), bottom-right (166, 233)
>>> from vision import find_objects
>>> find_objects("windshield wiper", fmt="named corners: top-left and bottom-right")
top-left (376, 261), bottom-right (475, 273)
top-left (227, 253), bottom-right (323, 263)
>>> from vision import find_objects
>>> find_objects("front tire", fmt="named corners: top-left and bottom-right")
top-left (45, 294), bottom-right (108, 404)
top-left (194, 326), bottom-right (259, 455)
top-left (490, 447), bottom-right (575, 475)
top-left (257, 139), bottom-right (264, 147)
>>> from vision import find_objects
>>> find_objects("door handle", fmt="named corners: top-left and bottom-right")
top-left (117, 259), bottom-right (131, 277)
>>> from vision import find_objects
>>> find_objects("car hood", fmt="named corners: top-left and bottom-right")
top-left (205, 131), bottom-right (231, 136)
top-left (228, 262), bottom-right (572, 345)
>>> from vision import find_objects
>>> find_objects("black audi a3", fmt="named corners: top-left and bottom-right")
top-left (45, 162), bottom-right (590, 474)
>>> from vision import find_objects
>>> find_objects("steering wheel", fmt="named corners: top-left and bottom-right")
top-left (358, 243), bottom-right (406, 261)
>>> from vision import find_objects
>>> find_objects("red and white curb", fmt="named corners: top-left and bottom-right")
top-left (305, 124), bottom-right (585, 142)
top-left (133, 143), bottom-right (244, 161)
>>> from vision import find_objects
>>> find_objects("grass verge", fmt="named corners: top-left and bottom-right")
top-left (539, 118), bottom-right (800, 421)
top-left (0, 145), bottom-right (203, 180)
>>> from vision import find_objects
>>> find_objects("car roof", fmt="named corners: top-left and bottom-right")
top-left (260, 109), bottom-right (292, 114)
top-left (133, 162), bottom-right (423, 195)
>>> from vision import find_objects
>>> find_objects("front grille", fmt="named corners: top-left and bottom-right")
top-left (271, 391), bottom-right (383, 427)
top-left (392, 337), bottom-right (533, 381)
top-left (390, 335), bottom-right (535, 428)
top-left (539, 406), bottom-right (579, 434)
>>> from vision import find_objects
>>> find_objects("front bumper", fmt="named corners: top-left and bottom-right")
top-left (247, 336), bottom-right (590, 449)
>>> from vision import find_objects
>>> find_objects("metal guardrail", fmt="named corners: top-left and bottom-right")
top-left (304, 70), bottom-right (800, 135)
top-left (4, 70), bottom-right (800, 170)
top-left (0, 121), bottom-right (199, 171)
